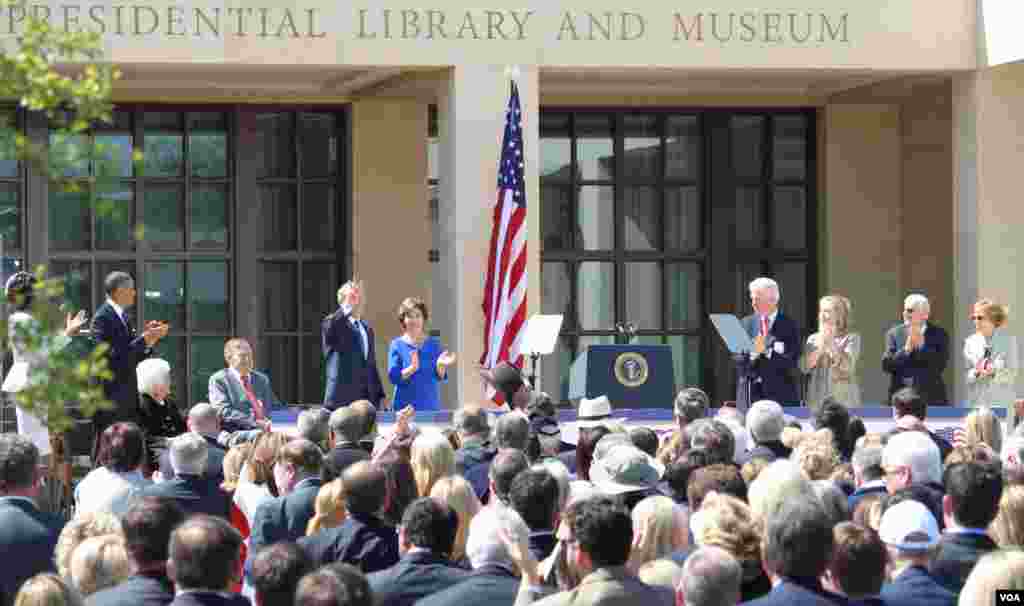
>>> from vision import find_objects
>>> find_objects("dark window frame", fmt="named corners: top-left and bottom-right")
top-left (539, 107), bottom-right (817, 404)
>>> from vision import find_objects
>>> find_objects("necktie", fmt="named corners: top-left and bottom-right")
top-left (241, 374), bottom-right (265, 420)
top-left (760, 315), bottom-right (769, 337)
top-left (354, 320), bottom-right (368, 360)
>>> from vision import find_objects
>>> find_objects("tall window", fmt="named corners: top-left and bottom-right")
top-left (49, 109), bottom-right (233, 406)
top-left (252, 111), bottom-right (344, 405)
top-left (540, 110), bottom-right (814, 403)
top-left (46, 106), bottom-right (349, 407)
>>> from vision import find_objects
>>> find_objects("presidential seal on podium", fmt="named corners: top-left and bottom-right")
top-left (614, 351), bottom-right (649, 388)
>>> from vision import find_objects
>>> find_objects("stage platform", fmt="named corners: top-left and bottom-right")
top-left (270, 405), bottom-right (1007, 445)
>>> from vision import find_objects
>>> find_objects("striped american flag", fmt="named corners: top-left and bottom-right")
top-left (480, 81), bottom-right (528, 401)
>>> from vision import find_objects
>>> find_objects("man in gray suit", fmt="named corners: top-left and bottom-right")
top-left (208, 338), bottom-right (286, 437)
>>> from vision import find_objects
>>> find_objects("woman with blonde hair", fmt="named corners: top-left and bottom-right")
top-left (68, 535), bottom-right (130, 597)
top-left (307, 478), bottom-right (347, 536)
top-left (54, 512), bottom-right (121, 581)
top-left (221, 443), bottom-right (252, 493)
top-left (430, 475), bottom-right (482, 567)
top-left (627, 496), bottom-right (687, 574)
top-left (991, 484), bottom-right (1024, 547)
top-left (801, 295), bottom-right (861, 412)
top-left (410, 433), bottom-right (455, 497)
top-left (696, 492), bottom-right (771, 602)
top-left (234, 431), bottom-right (289, 525)
top-left (14, 574), bottom-right (83, 606)
top-left (792, 429), bottom-right (841, 481)
top-left (964, 299), bottom-right (1018, 415)
top-left (955, 406), bottom-right (1004, 456)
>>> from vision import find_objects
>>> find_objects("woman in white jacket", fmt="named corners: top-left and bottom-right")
top-left (964, 299), bottom-right (1018, 423)
top-left (2, 271), bottom-right (88, 455)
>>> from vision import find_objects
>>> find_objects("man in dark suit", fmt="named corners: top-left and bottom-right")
top-left (159, 403), bottom-right (227, 484)
top-left (249, 438), bottom-right (323, 559)
top-left (299, 461), bottom-right (399, 573)
top-left (0, 435), bottom-right (64, 605)
top-left (322, 406), bottom-right (370, 483)
top-left (883, 294), bottom-right (950, 405)
top-left (86, 497), bottom-right (186, 606)
top-left (452, 404), bottom-right (497, 502)
top-left (322, 280), bottom-right (385, 410)
top-left (368, 498), bottom-right (469, 606)
top-left (741, 277), bottom-right (801, 406)
top-left (414, 505), bottom-right (527, 606)
top-left (930, 462), bottom-right (1001, 593)
top-left (743, 499), bottom-right (846, 606)
top-left (249, 542), bottom-right (312, 606)
top-left (139, 433), bottom-right (230, 518)
top-left (167, 516), bottom-right (249, 606)
top-left (508, 469), bottom-right (560, 561)
top-left (848, 446), bottom-right (887, 511)
top-left (91, 271), bottom-right (168, 435)
top-left (820, 523), bottom-right (887, 606)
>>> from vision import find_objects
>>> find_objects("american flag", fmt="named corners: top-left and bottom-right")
top-left (481, 81), bottom-right (528, 400)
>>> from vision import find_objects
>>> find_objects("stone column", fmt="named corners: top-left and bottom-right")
top-left (435, 65), bottom-right (540, 408)
top-left (952, 63), bottom-right (1024, 405)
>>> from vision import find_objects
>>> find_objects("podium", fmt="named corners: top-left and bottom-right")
top-left (568, 344), bottom-right (675, 409)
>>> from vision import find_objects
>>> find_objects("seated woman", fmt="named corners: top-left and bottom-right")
top-left (136, 358), bottom-right (185, 472)
top-left (75, 423), bottom-right (151, 516)
top-left (208, 338), bottom-right (286, 440)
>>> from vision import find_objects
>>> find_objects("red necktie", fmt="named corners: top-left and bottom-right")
top-left (761, 315), bottom-right (769, 337)
top-left (241, 375), bottom-right (265, 420)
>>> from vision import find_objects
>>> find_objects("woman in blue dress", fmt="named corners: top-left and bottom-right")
top-left (388, 297), bottom-right (457, 411)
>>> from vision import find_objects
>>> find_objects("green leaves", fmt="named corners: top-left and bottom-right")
top-left (0, 0), bottom-right (120, 431)
top-left (5, 267), bottom-right (113, 432)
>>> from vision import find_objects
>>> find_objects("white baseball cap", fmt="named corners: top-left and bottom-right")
top-left (878, 500), bottom-right (940, 551)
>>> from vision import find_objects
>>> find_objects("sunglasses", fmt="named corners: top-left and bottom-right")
top-left (971, 315), bottom-right (985, 321)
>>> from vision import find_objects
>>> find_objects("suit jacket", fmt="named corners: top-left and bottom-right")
top-left (168, 591), bottom-right (250, 606)
top-left (85, 572), bottom-right (174, 606)
top-left (367, 550), bottom-right (469, 606)
top-left (532, 566), bottom-right (673, 606)
top-left (741, 312), bottom-right (802, 405)
top-left (879, 565), bottom-right (956, 606)
top-left (159, 434), bottom-right (227, 485)
top-left (747, 440), bottom-right (792, 462)
top-left (741, 577), bottom-right (846, 606)
top-left (138, 474), bottom-right (231, 519)
top-left (455, 443), bottom-right (498, 503)
top-left (0, 497), bottom-right (64, 606)
top-left (207, 368), bottom-right (286, 433)
top-left (414, 564), bottom-right (521, 606)
top-left (298, 511), bottom-right (399, 573)
top-left (91, 301), bottom-right (152, 428)
top-left (322, 443), bottom-right (370, 483)
top-left (249, 477), bottom-right (322, 555)
top-left (929, 531), bottom-right (998, 593)
top-left (321, 309), bottom-right (385, 408)
top-left (882, 323), bottom-right (950, 405)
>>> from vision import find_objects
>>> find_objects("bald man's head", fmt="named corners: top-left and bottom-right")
top-left (342, 461), bottom-right (387, 516)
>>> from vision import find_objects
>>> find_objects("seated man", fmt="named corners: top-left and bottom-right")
top-left (208, 338), bottom-right (286, 439)
top-left (167, 516), bottom-right (248, 606)
top-left (140, 433), bottom-right (230, 519)
top-left (159, 403), bottom-right (227, 484)
top-left (299, 461), bottom-right (399, 573)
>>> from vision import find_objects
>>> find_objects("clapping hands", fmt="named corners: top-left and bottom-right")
top-left (63, 309), bottom-right (88, 337)
top-left (438, 350), bottom-right (457, 367)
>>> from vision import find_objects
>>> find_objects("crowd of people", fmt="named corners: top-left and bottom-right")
top-left (0, 378), bottom-right (1022, 606)
top-left (0, 267), bottom-right (1022, 606)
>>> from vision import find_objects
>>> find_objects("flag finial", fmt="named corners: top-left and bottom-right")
top-left (504, 65), bottom-right (521, 81)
